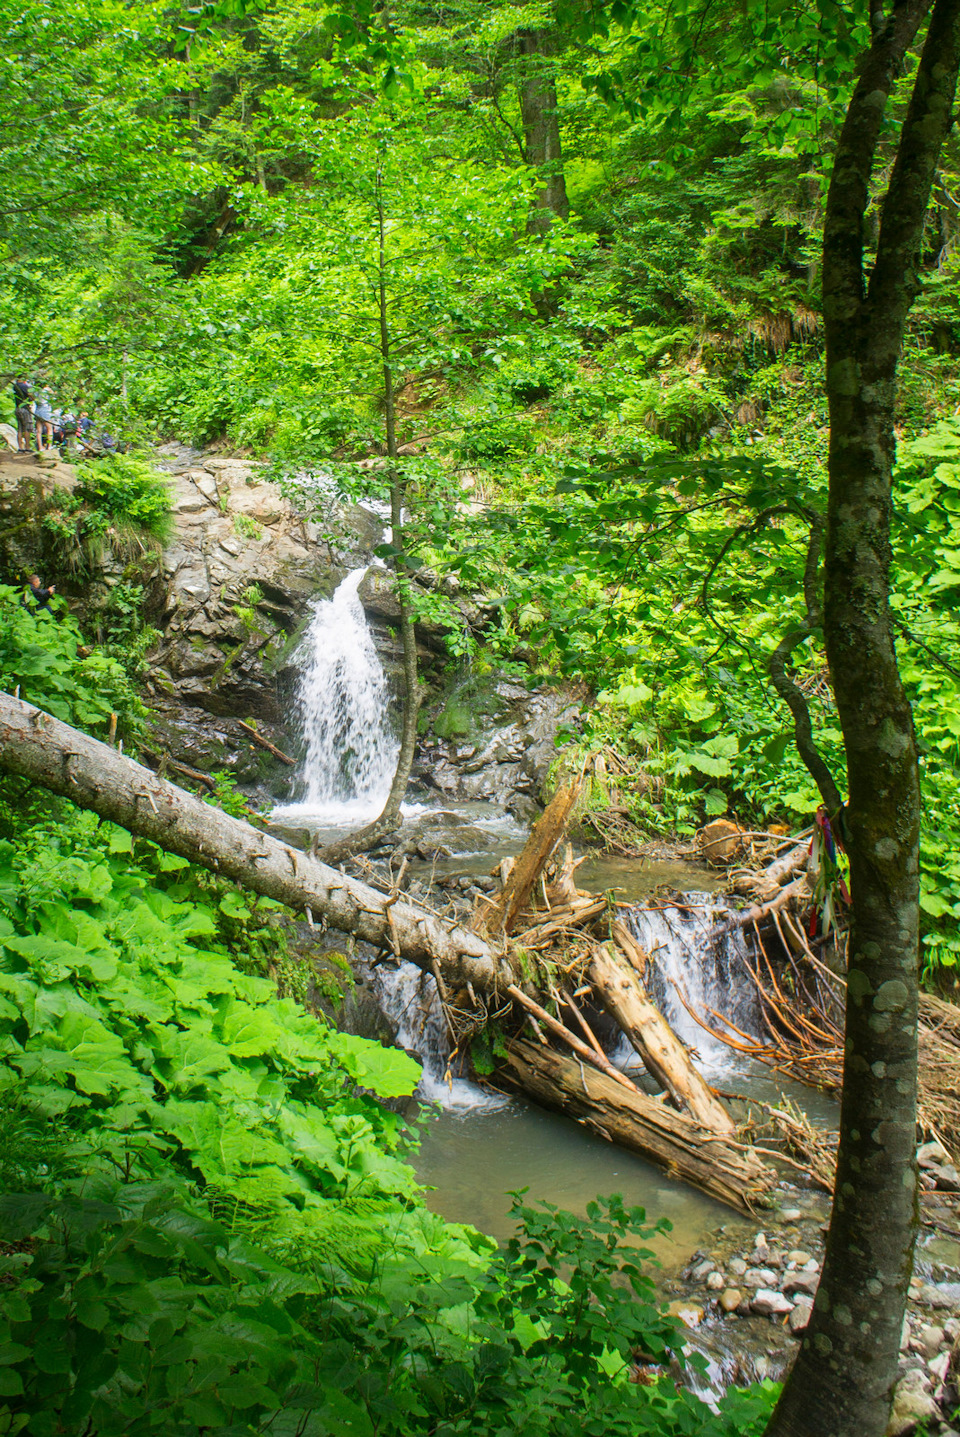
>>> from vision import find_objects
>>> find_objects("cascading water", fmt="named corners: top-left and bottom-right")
top-left (272, 569), bottom-right (398, 826)
top-left (273, 566), bottom-right (499, 1110)
top-left (621, 894), bottom-right (760, 1078)
top-left (368, 961), bottom-right (507, 1112)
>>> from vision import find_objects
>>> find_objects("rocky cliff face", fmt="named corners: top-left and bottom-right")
top-left (0, 443), bottom-right (583, 814)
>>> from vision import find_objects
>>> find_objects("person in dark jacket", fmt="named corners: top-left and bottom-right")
top-left (12, 379), bottom-right (33, 452)
top-left (25, 575), bottom-right (56, 612)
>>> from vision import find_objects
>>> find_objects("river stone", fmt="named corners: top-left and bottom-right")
top-left (780, 1208), bottom-right (802, 1222)
top-left (691, 1259), bottom-right (716, 1281)
top-left (944, 1318), bottom-right (960, 1342)
top-left (788, 1296), bottom-right (814, 1335)
top-left (919, 1281), bottom-right (960, 1310)
top-left (667, 1300), bottom-right (705, 1328)
top-left (917, 1139), bottom-right (952, 1168)
top-left (728, 1257), bottom-right (748, 1277)
top-left (782, 1271), bottom-right (819, 1299)
top-left (787, 1250), bottom-right (813, 1266)
top-left (917, 1325), bottom-right (945, 1360)
top-left (886, 1370), bottom-right (939, 1437)
top-left (706, 1271), bottom-right (726, 1292)
top-left (744, 1267), bottom-right (778, 1289)
top-left (751, 1289), bottom-right (793, 1318)
top-left (719, 1288), bottom-right (742, 1314)
top-left (926, 1162), bottom-right (960, 1191)
top-left (929, 1351), bottom-right (951, 1386)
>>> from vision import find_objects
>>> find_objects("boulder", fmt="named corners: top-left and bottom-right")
top-left (886, 1370), bottom-right (939, 1437)
top-left (666, 1300), bottom-right (705, 1328)
top-left (744, 1267), bottom-right (778, 1289)
top-left (918, 1282), bottom-right (960, 1311)
top-left (782, 1271), bottom-right (820, 1299)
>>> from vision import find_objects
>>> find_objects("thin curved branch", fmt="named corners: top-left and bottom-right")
top-left (767, 511), bottom-right (844, 816)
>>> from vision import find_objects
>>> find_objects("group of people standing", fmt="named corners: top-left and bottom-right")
top-left (12, 376), bottom-right (94, 455)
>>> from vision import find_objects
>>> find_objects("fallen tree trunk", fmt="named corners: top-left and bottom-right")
top-left (501, 1038), bottom-right (773, 1215)
top-left (588, 941), bottom-right (735, 1135)
top-left (0, 693), bottom-right (510, 991)
top-left (0, 692), bottom-right (777, 1212)
top-left (493, 781), bottom-right (579, 934)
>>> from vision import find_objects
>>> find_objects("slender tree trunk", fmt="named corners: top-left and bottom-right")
top-left (317, 164), bottom-right (422, 865)
top-left (767, 3), bottom-right (960, 1434)
top-left (517, 27), bottom-right (569, 232)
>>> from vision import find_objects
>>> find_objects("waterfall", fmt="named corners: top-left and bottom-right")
top-left (273, 569), bottom-right (398, 825)
top-left (621, 894), bottom-right (760, 1078)
top-left (370, 961), bottom-right (508, 1113)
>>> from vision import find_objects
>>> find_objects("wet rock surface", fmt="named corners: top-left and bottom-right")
top-left (414, 676), bottom-right (585, 819)
top-left (661, 1189), bottom-right (960, 1420)
top-left (148, 449), bottom-right (380, 728)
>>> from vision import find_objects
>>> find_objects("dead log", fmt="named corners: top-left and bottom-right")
top-left (0, 693), bottom-right (512, 991)
top-left (611, 919), bottom-right (650, 979)
top-left (492, 781), bottom-right (580, 933)
top-left (587, 941), bottom-right (736, 1135)
top-left (237, 720), bottom-right (296, 766)
top-left (505, 983), bottom-right (641, 1094)
top-left (501, 1038), bottom-right (773, 1215)
top-left (708, 878), bottom-right (808, 939)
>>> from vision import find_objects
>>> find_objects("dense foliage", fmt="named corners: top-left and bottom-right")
top-left (4, 0), bottom-right (959, 976)
top-left (0, 611), bottom-right (776, 1434)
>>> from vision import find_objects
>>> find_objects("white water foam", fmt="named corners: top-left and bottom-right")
top-left (272, 569), bottom-right (399, 826)
top-left (620, 893), bottom-right (759, 1078)
top-left (372, 961), bottom-right (509, 1113)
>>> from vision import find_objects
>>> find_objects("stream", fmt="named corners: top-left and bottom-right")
top-left (269, 569), bottom-right (838, 1279)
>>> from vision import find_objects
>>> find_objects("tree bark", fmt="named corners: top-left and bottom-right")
top-left (0, 693), bottom-right (509, 992)
top-left (517, 26), bottom-right (569, 232)
top-left (588, 941), bottom-right (736, 1134)
top-left (767, 4), bottom-right (960, 1434)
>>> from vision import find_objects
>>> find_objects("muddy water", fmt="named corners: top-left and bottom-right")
top-left (412, 1095), bottom-right (749, 1269)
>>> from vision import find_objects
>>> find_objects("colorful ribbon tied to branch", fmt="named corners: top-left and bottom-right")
top-left (807, 805), bottom-right (851, 937)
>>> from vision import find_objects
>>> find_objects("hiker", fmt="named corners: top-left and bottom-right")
top-left (33, 392), bottom-right (54, 450)
top-left (12, 378), bottom-right (33, 452)
top-left (25, 574), bottom-right (56, 613)
top-left (58, 410), bottom-right (78, 453)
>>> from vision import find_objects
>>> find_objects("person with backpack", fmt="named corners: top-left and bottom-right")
top-left (12, 378), bottom-right (34, 452)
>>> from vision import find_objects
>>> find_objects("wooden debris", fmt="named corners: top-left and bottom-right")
top-left (505, 983), bottom-right (641, 1093)
top-left (587, 941), bottom-right (735, 1134)
top-left (491, 781), bottom-right (580, 934)
top-left (502, 1038), bottom-right (774, 1215)
top-left (237, 720), bottom-right (296, 765)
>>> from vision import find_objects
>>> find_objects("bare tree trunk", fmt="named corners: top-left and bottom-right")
top-left (767, 4), bottom-right (960, 1435)
top-left (0, 693), bottom-right (508, 990)
top-left (517, 26), bottom-right (569, 232)
top-left (317, 162), bottom-right (422, 865)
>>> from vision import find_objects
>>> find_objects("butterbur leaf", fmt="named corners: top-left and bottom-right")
top-left (763, 733), bottom-right (793, 764)
top-left (76, 1299), bottom-right (110, 1331)
top-left (0, 1367), bottom-right (23, 1396)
